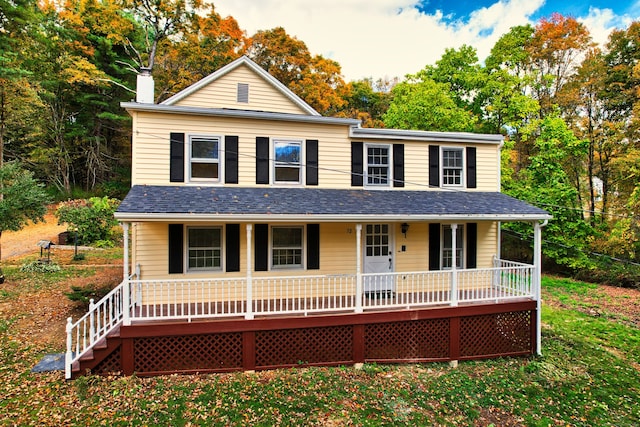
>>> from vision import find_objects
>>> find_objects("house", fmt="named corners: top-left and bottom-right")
top-left (65, 56), bottom-right (550, 379)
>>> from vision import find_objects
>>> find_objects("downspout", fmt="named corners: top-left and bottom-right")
top-left (533, 219), bottom-right (548, 356)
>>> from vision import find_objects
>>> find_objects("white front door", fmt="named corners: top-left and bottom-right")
top-left (363, 224), bottom-right (394, 293)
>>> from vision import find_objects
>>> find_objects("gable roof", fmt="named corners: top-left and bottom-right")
top-left (116, 186), bottom-right (550, 222)
top-left (160, 56), bottom-right (320, 116)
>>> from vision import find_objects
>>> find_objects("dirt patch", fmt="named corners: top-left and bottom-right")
top-left (1, 208), bottom-right (67, 261)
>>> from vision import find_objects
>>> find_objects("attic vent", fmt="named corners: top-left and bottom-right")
top-left (237, 83), bottom-right (249, 103)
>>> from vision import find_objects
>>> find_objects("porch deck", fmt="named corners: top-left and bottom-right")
top-left (66, 259), bottom-right (539, 378)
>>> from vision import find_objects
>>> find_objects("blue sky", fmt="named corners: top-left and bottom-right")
top-left (215, 0), bottom-right (640, 81)
top-left (416, 0), bottom-right (636, 22)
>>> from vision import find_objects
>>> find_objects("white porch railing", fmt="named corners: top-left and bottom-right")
top-left (66, 260), bottom-right (534, 378)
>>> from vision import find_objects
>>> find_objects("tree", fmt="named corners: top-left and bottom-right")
top-left (247, 27), bottom-right (349, 115)
top-left (152, 3), bottom-right (246, 101)
top-left (383, 77), bottom-right (476, 132)
top-left (504, 116), bottom-right (592, 269)
top-left (526, 13), bottom-right (593, 118)
top-left (418, 45), bottom-right (485, 116)
top-left (0, 162), bottom-right (50, 264)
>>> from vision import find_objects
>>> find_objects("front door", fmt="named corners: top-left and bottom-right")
top-left (363, 224), bottom-right (394, 294)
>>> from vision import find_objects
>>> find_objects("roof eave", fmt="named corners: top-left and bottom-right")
top-left (114, 212), bottom-right (552, 223)
top-left (120, 102), bottom-right (360, 126)
top-left (350, 127), bottom-right (504, 144)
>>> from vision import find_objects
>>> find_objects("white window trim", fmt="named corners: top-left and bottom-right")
top-left (185, 225), bottom-right (224, 272)
top-left (440, 146), bottom-right (465, 188)
top-left (272, 138), bottom-right (304, 185)
top-left (364, 143), bottom-right (392, 188)
top-left (441, 224), bottom-right (465, 270)
top-left (270, 225), bottom-right (305, 270)
top-left (187, 134), bottom-right (223, 184)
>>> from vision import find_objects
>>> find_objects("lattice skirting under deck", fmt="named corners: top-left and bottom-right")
top-left (86, 301), bottom-right (536, 377)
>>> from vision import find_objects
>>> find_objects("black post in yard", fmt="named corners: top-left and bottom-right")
top-left (74, 228), bottom-right (78, 257)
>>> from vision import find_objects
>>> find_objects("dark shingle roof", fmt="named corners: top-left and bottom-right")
top-left (116, 186), bottom-right (549, 221)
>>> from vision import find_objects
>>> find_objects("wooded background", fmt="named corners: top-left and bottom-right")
top-left (2, 0), bottom-right (639, 281)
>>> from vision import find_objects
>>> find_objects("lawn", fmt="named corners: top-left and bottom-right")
top-left (0, 251), bottom-right (639, 426)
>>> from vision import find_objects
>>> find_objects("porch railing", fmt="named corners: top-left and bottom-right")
top-left (66, 260), bottom-right (534, 378)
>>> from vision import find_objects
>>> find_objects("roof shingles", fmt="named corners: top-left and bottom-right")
top-left (116, 186), bottom-right (549, 220)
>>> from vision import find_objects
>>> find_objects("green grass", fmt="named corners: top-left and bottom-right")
top-left (0, 276), bottom-right (639, 426)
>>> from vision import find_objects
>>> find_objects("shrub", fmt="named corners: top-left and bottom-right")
top-left (66, 283), bottom-right (114, 308)
top-left (20, 260), bottom-right (61, 273)
top-left (55, 196), bottom-right (120, 245)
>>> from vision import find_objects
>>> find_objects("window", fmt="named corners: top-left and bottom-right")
top-left (187, 227), bottom-right (222, 270)
top-left (365, 224), bottom-right (389, 256)
top-left (272, 227), bottom-right (303, 268)
top-left (442, 148), bottom-right (463, 186)
top-left (189, 135), bottom-right (220, 181)
top-left (274, 140), bottom-right (302, 184)
top-left (366, 145), bottom-right (390, 186)
top-left (442, 225), bottom-right (464, 269)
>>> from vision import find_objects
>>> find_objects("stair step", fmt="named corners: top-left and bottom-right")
top-left (93, 338), bottom-right (108, 350)
top-left (79, 349), bottom-right (94, 362)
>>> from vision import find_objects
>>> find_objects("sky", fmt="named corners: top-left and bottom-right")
top-left (213, 0), bottom-right (640, 82)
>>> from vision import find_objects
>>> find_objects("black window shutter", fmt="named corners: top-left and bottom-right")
top-left (466, 146), bottom-right (477, 189)
top-left (393, 144), bottom-right (404, 187)
top-left (429, 145), bottom-right (440, 188)
top-left (254, 224), bottom-right (268, 271)
top-left (225, 135), bottom-right (239, 184)
top-left (307, 224), bottom-right (320, 270)
top-left (168, 224), bottom-right (184, 274)
top-left (429, 223), bottom-right (441, 271)
top-left (226, 224), bottom-right (240, 272)
top-left (306, 139), bottom-right (319, 186)
top-left (256, 137), bottom-right (269, 184)
top-left (170, 133), bottom-right (185, 183)
top-left (351, 142), bottom-right (363, 187)
top-left (466, 223), bottom-right (477, 268)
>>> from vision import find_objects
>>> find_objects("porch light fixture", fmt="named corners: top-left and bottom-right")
top-left (401, 223), bottom-right (410, 237)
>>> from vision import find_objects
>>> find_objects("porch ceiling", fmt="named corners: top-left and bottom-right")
top-left (115, 186), bottom-right (550, 223)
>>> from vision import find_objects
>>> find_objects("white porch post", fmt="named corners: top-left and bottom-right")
top-left (122, 222), bottom-right (131, 326)
top-left (534, 221), bottom-right (543, 355)
top-left (451, 224), bottom-right (458, 307)
top-left (122, 222), bottom-right (130, 280)
top-left (245, 224), bottom-right (254, 320)
top-left (355, 224), bottom-right (363, 313)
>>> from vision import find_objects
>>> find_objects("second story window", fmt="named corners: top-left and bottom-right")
top-left (190, 135), bottom-right (220, 181)
top-left (366, 145), bottom-right (390, 186)
top-left (274, 140), bottom-right (302, 184)
top-left (442, 148), bottom-right (463, 186)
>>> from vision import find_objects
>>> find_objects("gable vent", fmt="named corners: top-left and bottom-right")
top-left (237, 83), bottom-right (249, 103)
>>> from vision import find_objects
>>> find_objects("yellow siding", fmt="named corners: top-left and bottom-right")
top-left (131, 111), bottom-right (499, 190)
top-left (172, 65), bottom-right (307, 115)
top-left (131, 112), bottom-right (352, 186)
top-left (394, 222), bottom-right (429, 271)
top-left (133, 221), bottom-right (498, 280)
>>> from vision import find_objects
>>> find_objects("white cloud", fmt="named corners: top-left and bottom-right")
top-left (579, 7), bottom-right (635, 48)
top-left (213, 0), bottom-right (633, 81)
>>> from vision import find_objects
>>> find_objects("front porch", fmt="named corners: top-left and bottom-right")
top-left (66, 258), bottom-right (540, 378)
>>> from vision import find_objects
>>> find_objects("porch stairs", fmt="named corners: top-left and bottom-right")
top-left (71, 324), bottom-right (123, 378)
